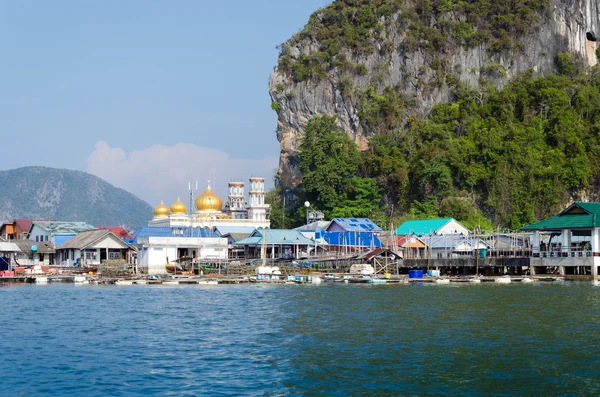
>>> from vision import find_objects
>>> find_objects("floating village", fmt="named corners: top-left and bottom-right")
top-left (1, 177), bottom-right (600, 286)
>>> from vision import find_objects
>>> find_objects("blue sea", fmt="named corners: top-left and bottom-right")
top-left (1, 282), bottom-right (600, 396)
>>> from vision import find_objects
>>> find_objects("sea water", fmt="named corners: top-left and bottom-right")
top-left (1, 282), bottom-right (600, 396)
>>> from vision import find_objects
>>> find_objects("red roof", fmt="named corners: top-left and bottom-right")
top-left (96, 226), bottom-right (133, 240)
top-left (14, 219), bottom-right (33, 233)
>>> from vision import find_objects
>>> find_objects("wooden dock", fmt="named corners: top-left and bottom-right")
top-left (0, 274), bottom-right (569, 286)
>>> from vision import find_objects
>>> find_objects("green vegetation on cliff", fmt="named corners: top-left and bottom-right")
top-left (278, 0), bottom-right (547, 83)
top-left (287, 57), bottom-right (600, 230)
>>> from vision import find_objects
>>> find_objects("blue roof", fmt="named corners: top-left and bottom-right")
top-left (323, 231), bottom-right (384, 247)
top-left (234, 229), bottom-right (314, 246)
top-left (130, 227), bottom-right (218, 244)
top-left (396, 218), bottom-right (454, 236)
top-left (327, 218), bottom-right (382, 232)
top-left (54, 234), bottom-right (76, 247)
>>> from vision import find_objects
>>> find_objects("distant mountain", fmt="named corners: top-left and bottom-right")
top-left (0, 166), bottom-right (152, 229)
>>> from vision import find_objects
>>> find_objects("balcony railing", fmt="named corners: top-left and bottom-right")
top-left (535, 250), bottom-right (592, 258)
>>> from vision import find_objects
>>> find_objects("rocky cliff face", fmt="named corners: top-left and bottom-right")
top-left (269, 0), bottom-right (600, 189)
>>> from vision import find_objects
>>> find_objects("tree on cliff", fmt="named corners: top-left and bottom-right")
top-left (298, 115), bottom-right (383, 221)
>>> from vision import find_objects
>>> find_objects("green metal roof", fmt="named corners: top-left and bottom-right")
top-left (563, 202), bottom-right (600, 216)
top-left (521, 202), bottom-right (600, 231)
top-left (395, 218), bottom-right (453, 236)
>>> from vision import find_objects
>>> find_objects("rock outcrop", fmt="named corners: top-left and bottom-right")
top-left (269, 0), bottom-right (600, 190)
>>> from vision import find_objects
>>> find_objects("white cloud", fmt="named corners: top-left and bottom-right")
top-left (87, 141), bottom-right (278, 207)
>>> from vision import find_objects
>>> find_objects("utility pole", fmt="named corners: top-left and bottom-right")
top-left (282, 193), bottom-right (286, 229)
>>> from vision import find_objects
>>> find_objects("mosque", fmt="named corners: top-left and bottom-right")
top-left (134, 177), bottom-right (270, 274)
top-left (149, 177), bottom-right (270, 229)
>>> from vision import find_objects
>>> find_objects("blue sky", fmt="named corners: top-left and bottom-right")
top-left (0, 0), bottom-right (328, 205)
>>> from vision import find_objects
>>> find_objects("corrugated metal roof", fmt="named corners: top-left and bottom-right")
top-left (326, 218), bottom-right (382, 232)
top-left (521, 214), bottom-right (595, 230)
top-left (15, 219), bottom-right (34, 232)
top-left (57, 230), bottom-right (134, 250)
top-left (0, 242), bottom-right (21, 252)
top-left (234, 229), bottom-right (314, 245)
top-left (13, 240), bottom-right (55, 253)
top-left (32, 221), bottom-right (96, 234)
top-left (423, 235), bottom-right (489, 249)
top-left (522, 202), bottom-right (600, 231)
top-left (355, 248), bottom-right (401, 261)
top-left (96, 226), bottom-right (133, 239)
top-left (213, 226), bottom-right (257, 236)
top-left (294, 221), bottom-right (331, 231)
top-left (222, 233), bottom-right (251, 242)
top-left (395, 218), bottom-right (453, 236)
top-left (323, 231), bottom-right (384, 247)
top-left (234, 236), bottom-right (262, 245)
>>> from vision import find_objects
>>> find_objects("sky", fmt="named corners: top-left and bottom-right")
top-left (0, 0), bottom-right (329, 206)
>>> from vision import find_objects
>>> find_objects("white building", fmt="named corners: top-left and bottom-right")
top-left (136, 235), bottom-right (228, 275)
top-left (396, 218), bottom-right (471, 236)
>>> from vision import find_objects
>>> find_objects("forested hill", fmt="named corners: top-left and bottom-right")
top-left (0, 167), bottom-right (152, 229)
top-left (267, 0), bottom-right (600, 230)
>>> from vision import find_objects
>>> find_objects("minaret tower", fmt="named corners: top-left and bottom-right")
top-left (247, 177), bottom-right (269, 221)
top-left (226, 181), bottom-right (246, 219)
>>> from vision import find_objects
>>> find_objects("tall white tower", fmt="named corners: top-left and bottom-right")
top-left (226, 181), bottom-right (246, 219)
top-left (247, 177), bottom-right (269, 222)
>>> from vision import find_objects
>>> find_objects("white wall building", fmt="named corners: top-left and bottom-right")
top-left (136, 236), bottom-right (228, 275)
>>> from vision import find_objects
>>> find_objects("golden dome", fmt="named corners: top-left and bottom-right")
top-left (154, 201), bottom-right (170, 217)
top-left (170, 197), bottom-right (187, 215)
top-left (195, 184), bottom-right (223, 211)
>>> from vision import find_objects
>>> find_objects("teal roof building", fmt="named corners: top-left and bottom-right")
top-left (521, 202), bottom-right (600, 231)
top-left (395, 218), bottom-right (470, 236)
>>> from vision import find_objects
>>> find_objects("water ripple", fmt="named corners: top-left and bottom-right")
top-left (1, 283), bottom-right (600, 395)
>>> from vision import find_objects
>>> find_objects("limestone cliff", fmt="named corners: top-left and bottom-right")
top-left (269, 0), bottom-right (600, 189)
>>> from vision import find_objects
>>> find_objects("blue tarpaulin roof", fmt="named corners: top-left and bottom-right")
top-left (323, 231), bottom-right (384, 247)
top-left (326, 218), bottom-right (383, 232)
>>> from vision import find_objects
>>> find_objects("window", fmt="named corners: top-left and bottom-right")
top-left (36, 236), bottom-right (39, 242)
top-left (45, 236), bottom-right (48, 242)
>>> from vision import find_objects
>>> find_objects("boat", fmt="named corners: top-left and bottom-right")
top-left (495, 276), bottom-right (512, 283)
top-left (368, 278), bottom-right (388, 284)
